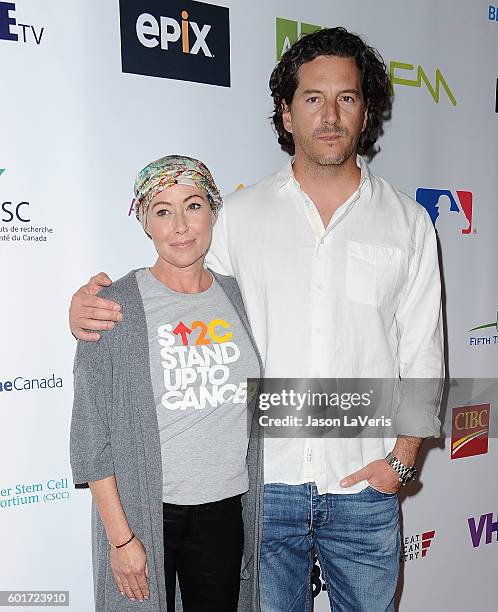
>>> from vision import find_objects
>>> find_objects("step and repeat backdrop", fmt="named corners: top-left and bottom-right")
top-left (1, 1), bottom-right (497, 610)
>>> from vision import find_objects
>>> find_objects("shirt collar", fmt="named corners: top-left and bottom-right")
top-left (273, 154), bottom-right (373, 202)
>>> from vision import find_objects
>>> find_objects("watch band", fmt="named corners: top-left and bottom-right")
top-left (385, 451), bottom-right (418, 485)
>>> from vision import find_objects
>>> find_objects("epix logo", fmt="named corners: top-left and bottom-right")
top-left (0, 2), bottom-right (44, 44)
top-left (119, 0), bottom-right (230, 87)
top-left (468, 513), bottom-right (498, 548)
top-left (390, 62), bottom-right (457, 106)
top-left (451, 404), bottom-right (490, 459)
top-left (416, 188), bottom-right (473, 235)
top-left (402, 530), bottom-right (436, 561)
top-left (276, 18), bottom-right (320, 60)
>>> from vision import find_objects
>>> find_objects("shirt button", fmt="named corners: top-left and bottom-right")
top-left (317, 283), bottom-right (323, 290)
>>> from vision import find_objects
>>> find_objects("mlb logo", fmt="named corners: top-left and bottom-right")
top-left (416, 188), bottom-right (473, 235)
top-left (451, 404), bottom-right (490, 459)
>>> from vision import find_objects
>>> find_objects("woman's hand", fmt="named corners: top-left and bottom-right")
top-left (87, 477), bottom-right (149, 601)
top-left (110, 536), bottom-right (150, 602)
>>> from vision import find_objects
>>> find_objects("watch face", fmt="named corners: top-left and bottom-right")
top-left (405, 468), bottom-right (417, 482)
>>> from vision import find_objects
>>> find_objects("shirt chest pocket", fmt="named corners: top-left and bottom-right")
top-left (346, 241), bottom-right (402, 307)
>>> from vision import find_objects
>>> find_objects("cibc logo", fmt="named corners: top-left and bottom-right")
top-left (119, 0), bottom-right (230, 87)
top-left (451, 404), bottom-right (490, 459)
top-left (0, 2), bottom-right (44, 45)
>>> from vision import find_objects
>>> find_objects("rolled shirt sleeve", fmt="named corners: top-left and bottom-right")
top-left (394, 210), bottom-right (445, 437)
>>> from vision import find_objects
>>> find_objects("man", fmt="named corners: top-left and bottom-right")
top-left (70, 28), bottom-right (443, 611)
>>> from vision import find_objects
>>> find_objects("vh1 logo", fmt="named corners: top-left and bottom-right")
top-left (468, 513), bottom-right (498, 548)
top-left (119, 0), bottom-right (230, 87)
top-left (451, 404), bottom-right (490, 459)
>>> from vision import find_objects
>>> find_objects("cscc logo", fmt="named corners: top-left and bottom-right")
top-left (1, 169), bottom-right (30, 223)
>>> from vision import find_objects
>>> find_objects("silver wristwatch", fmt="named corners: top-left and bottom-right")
top-left (385, 451), bottom-right (418, 486)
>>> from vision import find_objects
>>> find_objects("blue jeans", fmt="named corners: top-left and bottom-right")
top-left (260, 483), bottom-right (400, 612)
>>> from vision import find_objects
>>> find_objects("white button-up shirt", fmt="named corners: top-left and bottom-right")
top-left (206, 156), bottom-right (443, 494)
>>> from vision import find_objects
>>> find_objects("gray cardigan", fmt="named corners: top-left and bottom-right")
top-left (70, 270), bottom-right (264, 612)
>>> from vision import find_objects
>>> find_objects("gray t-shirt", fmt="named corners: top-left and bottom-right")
top-left (136, 268), bottom-right (260, 504)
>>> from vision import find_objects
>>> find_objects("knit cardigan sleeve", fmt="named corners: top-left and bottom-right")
top-left (70, 335), bottom-right (115, 485)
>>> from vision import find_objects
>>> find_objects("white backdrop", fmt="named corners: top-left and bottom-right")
top-left (1, 1), bottom-right (497, 610)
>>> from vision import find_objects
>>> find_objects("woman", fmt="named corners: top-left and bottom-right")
top-left (70, 155), bottom-right (263, 612)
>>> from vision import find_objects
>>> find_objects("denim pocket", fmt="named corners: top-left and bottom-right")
top-left (366, 484), bottom-right (398, 497)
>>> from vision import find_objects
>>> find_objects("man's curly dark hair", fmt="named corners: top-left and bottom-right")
top-left (269, 27), bottom-right (392, 161)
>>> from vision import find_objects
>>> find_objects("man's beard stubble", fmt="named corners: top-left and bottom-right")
top-left (299, 125), bottom-right (360, 168)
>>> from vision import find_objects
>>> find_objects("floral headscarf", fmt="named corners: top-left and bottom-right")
top-left (133, 155), bottom-right (223, 230)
